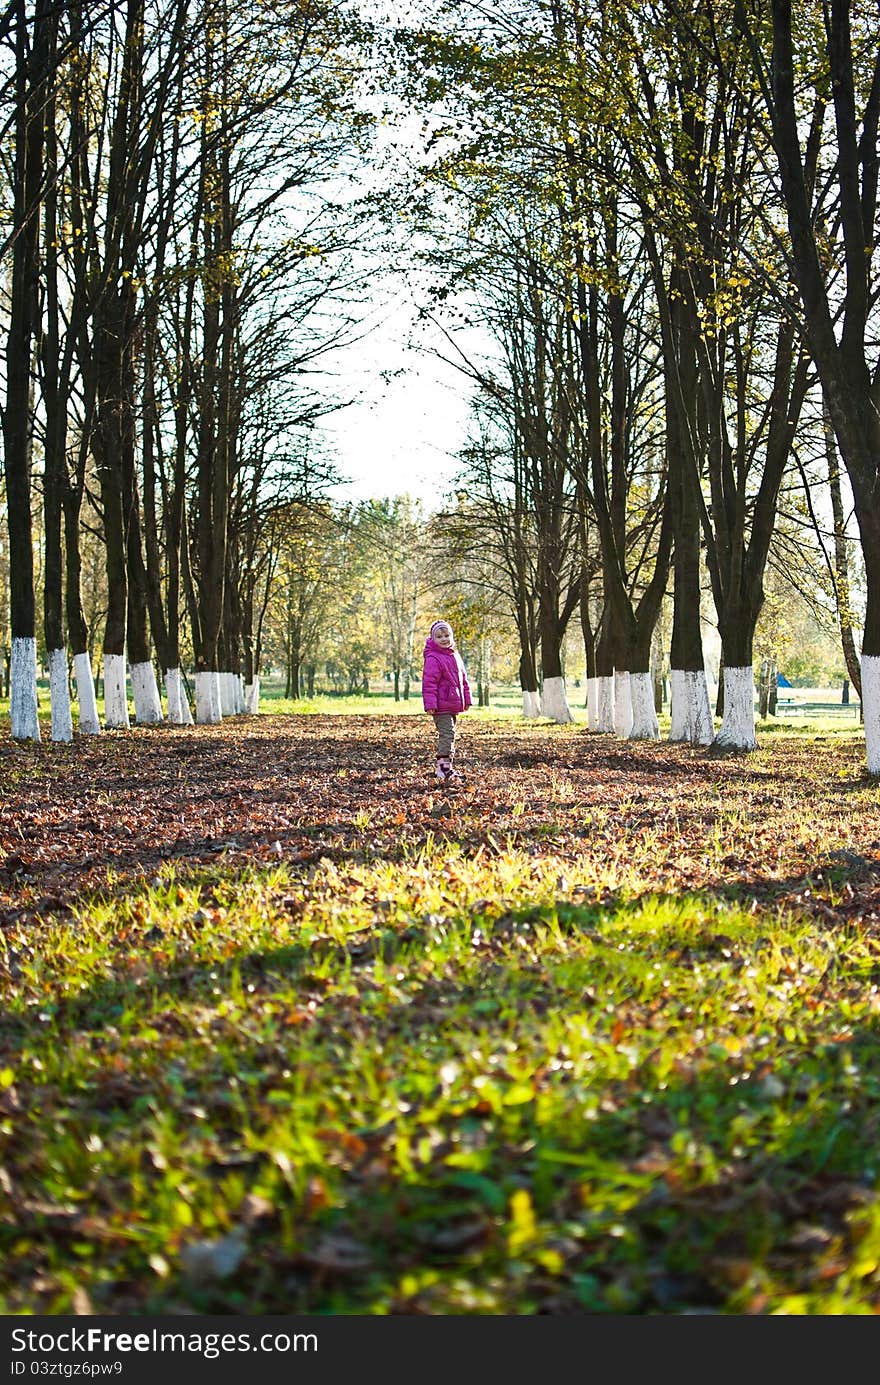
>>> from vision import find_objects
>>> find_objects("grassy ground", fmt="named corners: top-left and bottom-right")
top-left (185, 681), bottom-right (545, 720)
top-left (259, 680), bottom-right (863, 727)
top-left (1, 710), bottom-right (879, 1314)
top-left (1, 676), bottom-right (863, 727)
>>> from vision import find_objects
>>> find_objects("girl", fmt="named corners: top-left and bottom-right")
top-left (421, 619), bottom-right (472, 782)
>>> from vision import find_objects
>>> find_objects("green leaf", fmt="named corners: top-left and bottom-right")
top-left (444, 1169), bottom-right (506, 1212)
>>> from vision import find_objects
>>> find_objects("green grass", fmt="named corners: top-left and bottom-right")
top-left (232, 680), bottom-right (567, 719)
top-left (1, 712), bottom-right (879, 1314)
top-left (4, 855), bottom-right (880, 1315)
top-left (2, 677), bottom-right (863, 732)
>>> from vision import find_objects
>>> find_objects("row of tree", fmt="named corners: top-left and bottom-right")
top-left (1, 0), bottom-right (878, 774)
top-left (386, 0), bottom-right (878, 769)
top-left (0, 491), bottom-right (456, 706)
top-left (2, 468), bottom-right (850, 709)
top-left (1, 0), bottom-right (373, 739)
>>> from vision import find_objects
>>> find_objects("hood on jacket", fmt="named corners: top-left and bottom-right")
top-left (424, 635), bottom-right (456, 656)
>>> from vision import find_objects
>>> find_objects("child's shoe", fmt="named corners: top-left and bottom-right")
top-left (435, 757), bottom-right (452, 782)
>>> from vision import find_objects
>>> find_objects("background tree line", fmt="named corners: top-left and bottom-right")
top-left (0, 0), bottom-right (375, 739)
top-left (0, 471), bottom-right (853, 710)
top-left (381, 0), bottom-right (877, 769)
top-left (1, 0), bottom-right (877, 775)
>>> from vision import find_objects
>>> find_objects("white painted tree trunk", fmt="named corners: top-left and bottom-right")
top-left (165, 667), bottom-right (183, 724)
top-left (195, 670), bottom-right (222, 724)
top-left (73, 653), bottom-right (101, 734)
top-left (180, 684), bottom-right (194, 724)
top-left (103, 654), bottom-right (130, 728)
top-left (521, 689), bottom-right (541, 718)
top-left (586, 676), bottom-right (600, 731)
top-left (629, 671), bottom-right (659, 740)
top-left (237, 675), bottom-right (246, 713)
top-left (166, 668), bottom-right (193, 724)
top-left (221, 672), bottom-right (242, 715)
top-left (595, 675), bottom-right (615, 732)
top-left (613, 671), bottom-right (633, 737)
top-left (245, 676), bottom-right (260, 714)
top-left (541, 675), bottom-right (573, 723)
top-left (219, 672), bottom-right (235, 716)
top-left (669, 668), bottom-right (714, 746)
top-left (10, 637), bottom-right (41, 741)
top-left (668, 669), bottom-right (688, 742)
top-left (863, 654), bottom-right (880, 776)
top-left (47, 648), bottom-right (73, 742)
top-left (713, 665), bottom-right (756, 750)
top-left (131, 661), bottom-right (163, 724)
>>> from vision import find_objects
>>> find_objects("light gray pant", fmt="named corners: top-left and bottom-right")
top-left (432, 712), bottom-right (457, 760)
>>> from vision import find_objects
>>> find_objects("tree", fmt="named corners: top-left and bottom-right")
top-left (3, 0), bottom-right (50, 741)
top-left (486, 236), bottom-right (582, 722)
top-left (443, 423), bottom-right (542, 716)
top-left (425, 490), bottom-right (518, 709)
top-left (822, 406), bottom-right (863, 705)
top-left (274, 502), bottom-right (342, 699)
top-left (730, 0), bottom-right (880, 771)
top-left (602, 0), bottom-right (813, 750)
top-left (360, 496), bottom-right (426, 699)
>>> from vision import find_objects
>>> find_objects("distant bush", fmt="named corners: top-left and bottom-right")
top-left (784, 651), bottom-right (848, 687)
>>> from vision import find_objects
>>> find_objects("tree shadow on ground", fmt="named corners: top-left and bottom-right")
top-left (1, 715), bottom-right (876, 927)
top-left (3, 868), bottom-right (880, 1313)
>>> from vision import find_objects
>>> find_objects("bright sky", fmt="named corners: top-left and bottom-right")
top-left (312, 0), bottom-right (479, 510)
top-left (319, 300), bottom-right (475, 509)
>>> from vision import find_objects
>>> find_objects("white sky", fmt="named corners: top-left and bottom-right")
top-left (308, 0), bottom-right (481, 510)
top-left (319, 299), bottom-right (475, 509)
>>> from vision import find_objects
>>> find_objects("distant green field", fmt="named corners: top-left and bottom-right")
top-left (260, 682), bottom-right (545, 720)
top-left (0, 677), bottom-right (864, 734)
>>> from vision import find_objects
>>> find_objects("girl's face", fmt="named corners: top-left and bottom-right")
top-left (433, 625), bottom-right (453, 648)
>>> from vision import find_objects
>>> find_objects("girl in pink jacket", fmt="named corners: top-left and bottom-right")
top-left (421, 619), bottom-right (472, 782)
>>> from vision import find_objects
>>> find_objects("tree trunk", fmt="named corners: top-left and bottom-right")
top-left (517, 614), bottom-right (540, 718)
top-left (139, 302), bottom-right (172, 715)
top-left (824, 403), bottom-right (862, 703)
top-left (3, 0), bottom-right (47, 742)
top-left (64, 451), bottom-right (100, 734)
top-left (759, 659), bottom-right (770, 720)
top-left (89, 0), bottom-right (151, 732)
top-left (665, 268), bottom-right (713, 746)
top-left (124, 388), bottom-right (163, 726)
top-left (713, 620), bottom-right (756, 750)
top-left (192, 29), bottom-right (231, 724)
top-left (40, 4), bottom-right (73, 742)
top-left (767, 0), bottom-right (880, 770)
top-left (538, 585), bottom-right (573, 724)
top-left (594, 612), bottom-right (615, 733)
top-left (579, 568), bottom-right (600, 730)
top-left (92, 291), bottom-right (131, 730)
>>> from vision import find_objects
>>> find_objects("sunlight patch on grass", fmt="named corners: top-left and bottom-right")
top-left (3, 832), bottom-right (880, 1314)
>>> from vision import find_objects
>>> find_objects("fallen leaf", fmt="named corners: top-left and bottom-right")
top-left (180, 1232), bottom-right (247, 1283)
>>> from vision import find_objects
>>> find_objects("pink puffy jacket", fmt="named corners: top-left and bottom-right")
top-left (421, 637), bottom-right (472, 715)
